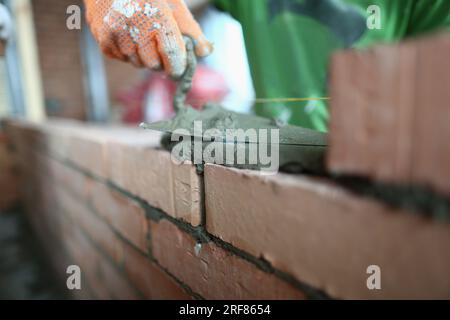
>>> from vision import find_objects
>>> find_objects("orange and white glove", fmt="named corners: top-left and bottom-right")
top-left (84, 0), bottom-right (212, 78)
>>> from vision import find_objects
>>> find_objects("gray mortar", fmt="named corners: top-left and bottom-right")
top-left (141, 37), bottom-right (329, 174)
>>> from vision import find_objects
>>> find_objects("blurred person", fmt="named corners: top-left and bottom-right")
top-left (84, 0), bottom-right (450, 132)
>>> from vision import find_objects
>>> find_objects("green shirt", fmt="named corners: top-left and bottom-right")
top-left (213, 0), bottom-right (450, 132)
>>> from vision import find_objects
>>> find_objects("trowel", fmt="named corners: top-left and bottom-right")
top-left (140, 38), bottom-right (328, 174)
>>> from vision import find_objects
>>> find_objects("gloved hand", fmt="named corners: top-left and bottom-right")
top-left (84, 0), bottom-right (212, 78)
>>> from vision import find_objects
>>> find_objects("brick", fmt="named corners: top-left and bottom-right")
top-left (64, 224), bottom-right (140, 300)
top-left (328, 33), bottom-right (450, 196)
top-left (413, 35), bottom-right (450, 196)
top-left (55, 187), bottom-right (125, 265)
top-left (31, 212), bottom-right (95, 300)
top-left (151, 219), bottom-right (306, 300)
top-left (31, 150), bottom-right (150, 253)
top-left (35, 180), bottom-right (140, 299)
top-left (5, 119), bottom-right (202, 226)
top-left (122, 241), bottom-right (191, 299)
top-left (106, 136), bottom-right (202, 226)
top-left (89, 180), bottom-right (149, 253)
top-left (47, 157), bottom-right (90, 199)
top-left (205, 164), bottom-right (450, 299)
top-left (3, 120), bottom-right (203, 298)
top-left (45, 123), bottom-right (110, 179)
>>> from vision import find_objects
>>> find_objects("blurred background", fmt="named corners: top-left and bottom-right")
top-left (0, 0), bottom-right (255, 124)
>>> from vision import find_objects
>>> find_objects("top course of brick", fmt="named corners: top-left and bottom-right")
top-left (328, 32), bottom-right (450, 197)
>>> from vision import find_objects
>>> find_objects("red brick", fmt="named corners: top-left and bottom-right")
top-left (89, 180), bottom-right (149, 253)
top-left (122, 241), bottom-right (191, 299)
top-left (413, 35), bottom-right (450, 196)
top-left (204, 164), bottom-right (450, 299)
top-left (54, 161), bottom-right (90, 199)
top-left (31, 150), bottom-right (150, 253)
top-left (55, 187), bottom-right (125, 265)
top-left (328, 33), bottom-right (450, 196)
top-left (5, 119), bottom-right (202, 226)
top-left (106, 136), bottom-right (202, 226)
top-left (33, 213), bottom-right (96, 300)
top-left (151, 219), bottom-right (306, 300)
top-left (64, 224), bottom-right (140, 300)
top-left (68, 135), bottom-right (108, 179)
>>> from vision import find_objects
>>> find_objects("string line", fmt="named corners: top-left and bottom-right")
top-left (253, 97), bottom-right (330, 103)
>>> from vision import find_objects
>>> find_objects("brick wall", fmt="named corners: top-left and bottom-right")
top-left (3, 32), bottom-right (450, 300)
top-left (4, 119), bottom-right (311, 299)
top-left (3, 116), bottom-right (449, 299)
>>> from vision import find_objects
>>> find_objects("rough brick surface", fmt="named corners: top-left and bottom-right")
top-left (18, 149), bottom-right (187, 299)
top-left (205, 164), bottom-right (450, 299)
top-left (328, 33), bottom-right (450, 196)
top-left (106, 142), bottom-right (202, 226)
top-left (4, 119), bottom-right (203, 299)
top-left (10, 117), bottom-right (450, 300)
top-left (151, 219), bottom-right (306, 300)
top-left (5, 119), bottom-right (202, 226)
top-left (44, 170), bottom-right (187, 298)
top-left (19, 157), bottom-right (139, 299)
top-left (55, 186), bottom-right (125, 265)
top-left (122, 240), bottom-right (191, 299)
top-left (89, 180), bottom-right (149, 253)
top-left (64, 223), bottom-right (140, 300)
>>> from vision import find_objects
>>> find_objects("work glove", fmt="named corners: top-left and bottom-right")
top-left (84, 0), bottom-right (212, 78)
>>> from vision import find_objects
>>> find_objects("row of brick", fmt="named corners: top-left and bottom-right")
top-left (5, 118), bottom-right (450, 299)
top-left (14, 139), bottom-right (306, 299)
top-left (205, 164), bottom-right (450, 299)
top-left (19, 149), bottom-right (194, 299)
top-left (5, 119), bottom-right (202, 226)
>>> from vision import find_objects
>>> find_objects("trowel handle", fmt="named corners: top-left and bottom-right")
top-left (173, 37), bottom-right (197, 113)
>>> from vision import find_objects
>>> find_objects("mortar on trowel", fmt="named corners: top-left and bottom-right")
top-left (140, 38), bottom-right (328, 174)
